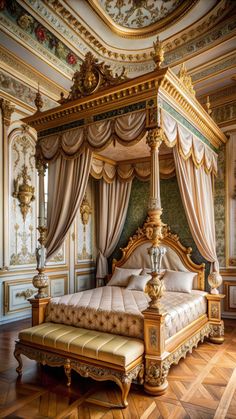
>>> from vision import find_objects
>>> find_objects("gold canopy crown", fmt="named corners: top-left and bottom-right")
top-left (60, 52), bottom-right (128, 103)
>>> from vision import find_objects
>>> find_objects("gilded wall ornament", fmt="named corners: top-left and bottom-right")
top-left (13, 164), bottom-right (35, 222)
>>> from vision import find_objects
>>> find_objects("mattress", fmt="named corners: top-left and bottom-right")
top-left (45, 286), bottom-right (207, 340)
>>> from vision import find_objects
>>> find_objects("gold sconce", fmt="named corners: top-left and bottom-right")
top-left (13, 164), bottom-right (35, 222)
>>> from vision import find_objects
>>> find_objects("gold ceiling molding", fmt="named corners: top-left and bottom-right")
top-left (87, 0), bottom-right (199, 39)
top-left (46, 0), bottom-right (231, 63)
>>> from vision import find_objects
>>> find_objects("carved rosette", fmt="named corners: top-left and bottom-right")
top-left (145, 360), bottom-right (170, 388)
top-left (209, 323), bottom-right (224, 338)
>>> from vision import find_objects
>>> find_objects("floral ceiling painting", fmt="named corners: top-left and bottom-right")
top-left (88, 0), bottom-right (197, 36)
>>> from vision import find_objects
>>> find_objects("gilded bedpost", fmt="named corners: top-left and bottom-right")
top-left (143, 308), bottom-right (170, 395)
top-left (206, 294), bottom-right (225, 343)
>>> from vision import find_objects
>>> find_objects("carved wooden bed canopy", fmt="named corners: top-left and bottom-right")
top-left (22, 39), bottom-right (227, 302)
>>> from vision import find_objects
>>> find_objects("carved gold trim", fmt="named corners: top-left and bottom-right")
top-left (224, 280), bottom-right (236, 312)
top-left (23, 68), bottom-right (226, 149)
top-left (87, 0), bottom-right (198, 39)
top-left (113, 220), bottom-right (205, 290)
top-left (43, 0), bottom-right (233, 64)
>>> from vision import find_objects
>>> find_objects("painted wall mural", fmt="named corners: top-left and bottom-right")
top-left (9, 130), bottom-right (37, 266)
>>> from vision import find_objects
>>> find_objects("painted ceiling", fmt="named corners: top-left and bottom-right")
top-left (87, 0), bottom-right (198, 37)
top-left (0, 0), bottom-right (235, 128)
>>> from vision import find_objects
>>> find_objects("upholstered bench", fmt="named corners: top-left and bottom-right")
top-left (14, 322), bottom-right (144, 407)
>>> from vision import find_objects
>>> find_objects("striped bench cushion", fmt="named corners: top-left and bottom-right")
top-left (19, 322), bottom-right (144, 367)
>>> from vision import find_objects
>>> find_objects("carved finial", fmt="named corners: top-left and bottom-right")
top-left (178, 63), bottom-right (195, 96)
top-left (34, 83), bottom-right (43, 113)
top-left (152, 36), bottom-right (164, 69)
top-left (206, 95), bottom-right (212, 115)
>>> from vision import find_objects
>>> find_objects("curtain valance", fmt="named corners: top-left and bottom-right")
top-left (91, 157), bottom-right (175, 183)
top-left (161, 110), bottom-right (218, 174)
top-left (37, 111), bottom-right (146, 162)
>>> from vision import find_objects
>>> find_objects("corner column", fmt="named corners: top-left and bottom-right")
top-left (206, 294), bottom-right (225, 343)
top-left (0, 99), bottom-right (15, 270)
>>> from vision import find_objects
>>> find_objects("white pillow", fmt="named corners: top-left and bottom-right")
top-left (107, 267), bottom-right (142, 287)
top-left (163, 270), bottom-right (196, 294)
top-left (126, 274), bottom-right (152, 291)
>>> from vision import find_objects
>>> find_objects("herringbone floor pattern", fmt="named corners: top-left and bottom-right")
top-left (0, 319), bottom-right (235, 418)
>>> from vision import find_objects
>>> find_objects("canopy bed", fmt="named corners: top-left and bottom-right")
top-left (14, 40), bottom-right (227, 406)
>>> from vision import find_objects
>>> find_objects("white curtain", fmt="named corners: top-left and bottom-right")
top-left (46, 149), bottom-right (92, 260)
top-left (173, 148), bottom-right (219, 271)
top-left (96, 178), bottom-right (132, 278)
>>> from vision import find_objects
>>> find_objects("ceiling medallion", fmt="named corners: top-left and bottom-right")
top-left (60, 52), bottom-right (128, 103)
top-left (88, 0), bottom-right (199, 38)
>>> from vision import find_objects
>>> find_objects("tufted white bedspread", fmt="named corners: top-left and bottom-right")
top-left (45, 286), bottom-right (207, 340)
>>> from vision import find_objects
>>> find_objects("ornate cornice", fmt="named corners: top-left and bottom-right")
top-left (36, 0), bottom-right (233, 65)
top-left (0, 45), bottom-right (67, 100)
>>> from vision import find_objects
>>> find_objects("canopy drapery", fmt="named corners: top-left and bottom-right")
top-left (96, 178), bottom-right (132, 278)
top-left (37, 111), bottom-right (146, 162)
top-left (46, 149), bottom-right (92, 260)
top-left (39, 105), bottom-right (220, 274)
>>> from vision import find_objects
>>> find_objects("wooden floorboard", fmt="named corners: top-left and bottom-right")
top-left (0, 318), bottom-right (235, 418)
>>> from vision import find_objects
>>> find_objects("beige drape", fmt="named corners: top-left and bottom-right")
top-left (173, 147), bottom-right (219, 271)
top-left (162, 109), bottom-right (218, 174)
top-left (46, 149), bottom-right (92, 260)
top-left (37, 111), bottom-right (146, 161)
top-left (96, 178), bottom-right (132, 278)
top-left (91, 156), bottom-right (175, 182)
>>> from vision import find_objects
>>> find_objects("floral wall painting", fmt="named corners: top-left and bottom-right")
top-left (227, 134), bottom-right (236, 267)
top-left (0, 0), bottom-right (81, 71)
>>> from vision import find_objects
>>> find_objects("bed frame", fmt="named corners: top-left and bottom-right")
top-left (27, 220), bottom-right (224, 397)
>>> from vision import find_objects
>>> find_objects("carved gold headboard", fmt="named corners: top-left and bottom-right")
top-left (112, 221), bottom-right (205, 290)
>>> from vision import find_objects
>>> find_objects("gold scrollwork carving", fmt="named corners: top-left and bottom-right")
top-left (60, 52), bottom-right (128, 103)
top-left (16, 288), bottom-right (36, 299)
top-left (13, 164), bottom-right (35, 222)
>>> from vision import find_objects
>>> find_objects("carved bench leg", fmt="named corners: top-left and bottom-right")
top-left (14, 346), bottom-right (23, 375)
top-left (121, 381), bottom-right (131, 408)
top-left (64, 359), bottom-right (71, 386)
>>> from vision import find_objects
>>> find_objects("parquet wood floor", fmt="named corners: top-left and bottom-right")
top-left (0, 318), bottom-right (235, 418)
